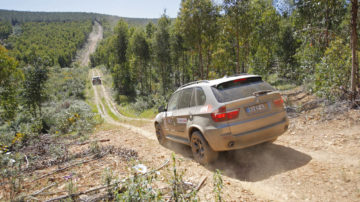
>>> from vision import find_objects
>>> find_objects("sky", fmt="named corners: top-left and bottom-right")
top-left (0, 0), bottom-right (183, 18)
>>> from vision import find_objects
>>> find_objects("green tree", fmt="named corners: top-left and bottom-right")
top-left (0, 45), bottom-right (23, 121)
top-left (114, 20), bottom-right (130, 64)
top-left (22, 65), bottom-right (48, 117)
top-left (223, 0), bottom-right (253, 73)
top-left (0, 20), bottom-right (12, 40)
top-left (295, 0), bottom-right (347, 48)
top-left (154, 14), bottom-right (172, 95)
top-left (145, 22), bottom-right (156, 39)
top-left (315, 38), bottom-right (352, 100)
top-left (130, 29), bottom-right (150, 95)
top-left (276, 21), bottom-right (300, 79)
top-left (249, 0), bottom-right (280, 76)
top-left (177, 0), bottom-right (220, 79)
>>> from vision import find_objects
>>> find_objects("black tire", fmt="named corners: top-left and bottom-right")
top-left (266, 137), bottom-right (278, 144)
top-left (190, 131), bottom-right (218, 165)
top-left (155, 123), bottom-right (168, 146)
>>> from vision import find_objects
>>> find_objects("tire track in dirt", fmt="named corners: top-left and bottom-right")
top-left (77, 21), bottom-right (103, 66)
top-left (93, 69), bottom-right (153, 122)
top-left (90, 69), bottom-right (155, 140)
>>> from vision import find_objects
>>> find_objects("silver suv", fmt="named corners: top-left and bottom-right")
top-left (154, 74), bottom-right (289, 164)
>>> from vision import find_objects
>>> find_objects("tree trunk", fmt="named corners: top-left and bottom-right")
top-left (236, 36), bottom-right (240, 74)
top-left (206, 48), bottom-right (211, 79)
top-left (242, 40), bottom-right (249, 73)
top-left (351, 0), bottom-right (358, 103)
top-left (199, 46), bottom-right (203, 79)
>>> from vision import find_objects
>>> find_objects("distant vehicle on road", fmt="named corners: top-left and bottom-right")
top-left (92, 76), bottom-right (101, 85)
top-left (154, 74), bottom-right (289, 164)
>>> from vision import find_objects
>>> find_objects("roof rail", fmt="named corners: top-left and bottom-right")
top-left (178, 80), bottom-right (209, 89)
top-left (223, 73), bottom-right (249, 78)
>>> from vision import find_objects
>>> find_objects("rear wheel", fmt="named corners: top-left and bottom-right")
top-left (190, 131), bottom-right (218, 165)
top-left (155, 123), bottom-right (168, 146)
top-left (267, 137), bottom-right (278, 143)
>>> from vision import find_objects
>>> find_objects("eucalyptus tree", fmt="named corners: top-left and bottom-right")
top-left (0, 45), bottom-right (23, 121)
top-left (295, 0), bottom-right (347, 48)
top-left (250, 0), bottom-right (280, 75)
top-left (223, 0), bottom-right (253, 73)
top-left (177, 0), bottom-right (220, 79)
top-left (154, 14), bottom-right (172, 95)
top-left (22, 65), bottom-right (48, 117)
top-left (130, 29), bottom-right (150, 95)
top-left (350, 0), bottom-right (358, 103)
top-left (112, 20), bottom-right (134, 96)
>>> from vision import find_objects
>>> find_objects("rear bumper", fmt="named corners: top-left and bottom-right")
top-left (204, 114), bottom-right (289, 151)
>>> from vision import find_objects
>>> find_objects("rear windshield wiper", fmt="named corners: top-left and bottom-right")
top-left (253, 90), bottom-right (272, 96)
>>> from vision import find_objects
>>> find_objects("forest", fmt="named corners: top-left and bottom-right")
top-left (91, 0), bottom-right (359, 114)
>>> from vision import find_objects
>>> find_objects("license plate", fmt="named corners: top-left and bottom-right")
top-left (246, 104), bottom-right (266, 114)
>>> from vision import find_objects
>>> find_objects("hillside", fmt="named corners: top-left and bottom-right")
top-left (0, 9), bottom-right (157, 26)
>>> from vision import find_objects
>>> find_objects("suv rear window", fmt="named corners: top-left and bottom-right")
top-left (211, 77), bottom-right (275, 103)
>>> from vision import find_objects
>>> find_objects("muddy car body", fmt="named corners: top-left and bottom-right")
top-left (154, 74), bottom-right (289, 164)
top-left (92, 76), bottom-right (101, 85)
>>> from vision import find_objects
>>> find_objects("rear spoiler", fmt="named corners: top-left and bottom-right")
top-left (214, 76), bottom-right (262, 89)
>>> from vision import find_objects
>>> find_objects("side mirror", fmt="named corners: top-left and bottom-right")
top-left (158, 106), bottom-right (167, 113)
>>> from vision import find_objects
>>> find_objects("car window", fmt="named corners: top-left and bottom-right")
top-left (177, 88), bottom-right (193, 109)
top-left (167, 91), bottom-right (180, 111)
top-left (211, 77), bottom-right (274, 103)
top-left (195, 87), bottom-right (206, 106)
top-left (190, 89), bottom-right (196, 107)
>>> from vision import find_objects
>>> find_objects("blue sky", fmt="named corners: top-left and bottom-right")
top-left (1, 0), bottom-right (183, 18)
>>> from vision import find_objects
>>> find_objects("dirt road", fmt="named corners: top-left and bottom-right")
top-left (77, 21), bottom-right (103, 66)
top-left (89, 68), bottom-right (360, 201)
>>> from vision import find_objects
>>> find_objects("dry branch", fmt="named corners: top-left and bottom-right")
top-left (44, 159), bottom-right (170, 202)
top-left (32, 154), bottom-right (107, 182)
top-left (282, 90), bottom-right (303, 97)
top-left (30, 182), bottom-right (57, 197)
top-left (300, 99), bottom-right (326, 112)
top-left (184, 176), bottom-right (207, 199)
top-left (75, 139), bottom-right (110, 146)
top-left (24, 155), bottom-right (29, 169)
top-left (194, 176), bottom-right (207, 192)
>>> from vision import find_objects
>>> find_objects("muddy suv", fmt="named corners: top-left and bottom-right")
top-left (92, 76), bottom-right (101, 85)
top-left (154, 74), bottom-right (289, 164)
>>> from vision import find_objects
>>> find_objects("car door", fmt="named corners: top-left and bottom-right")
top-left (172, 88), bottom-right (194, 139)
top-left (164, 91), bottom-right (180, 136)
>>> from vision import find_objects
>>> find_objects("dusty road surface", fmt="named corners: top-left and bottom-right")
top-left (77, 21), bottom-right (103, 66)
top-left (88, 70), bottom-right (360, 201)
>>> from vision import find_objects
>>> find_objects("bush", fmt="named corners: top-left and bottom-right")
top-left (42, 100), bottom-right (102, 136)
top-left (314, 38), bottom-right (352, 101)
top-left (0, 110), bottom-right (42, 150)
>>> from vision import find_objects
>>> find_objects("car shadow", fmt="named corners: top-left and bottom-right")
top-left (165, 142), bottom-right (312, 182)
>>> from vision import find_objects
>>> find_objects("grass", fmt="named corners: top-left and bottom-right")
top-left (139, 108), bottom-right (157, 119)
top-left (115, 103), bottom-right (156, 119)
top-left (86, 99), bottom-right (98, 114)
top-left (101, 97), bottom-right (120, 121)
top-left (266, 74), bottom-right (299, 91)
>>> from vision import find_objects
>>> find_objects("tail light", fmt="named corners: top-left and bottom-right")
top-left (273, 97), bottom-right (284, 107)
top-left (211, 106), bottom-right (239, 122)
